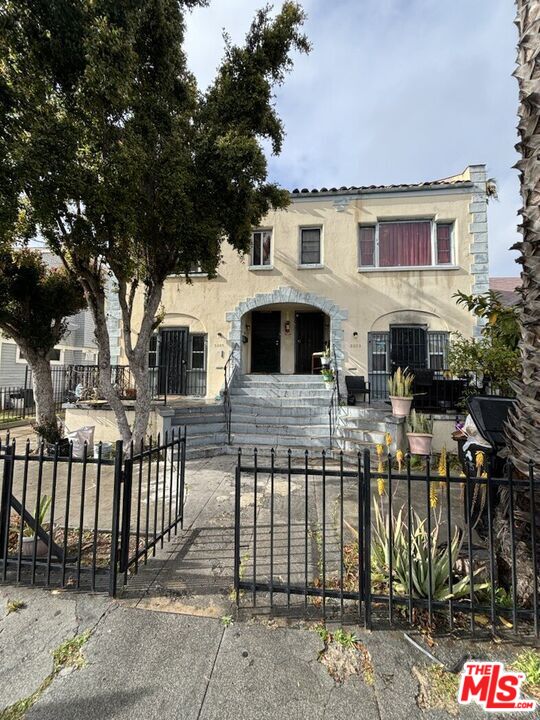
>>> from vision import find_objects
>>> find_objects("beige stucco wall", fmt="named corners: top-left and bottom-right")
top-left (130, 176), bottom-right (482, 399)
top-left (65, 407), bottom-right (159, 443)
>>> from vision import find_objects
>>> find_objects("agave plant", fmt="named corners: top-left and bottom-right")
top-left (387, 367), bottom-right (414, 398)
top-left (371, 500), bottom-right (486, 601)
top-left (406, 409), bottom-right (433, 434)
top-left (24, 495), bottom-right (52, 538)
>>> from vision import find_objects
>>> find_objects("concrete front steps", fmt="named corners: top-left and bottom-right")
top-left (163, 377), bottom-right (394, 461)
top-left (169, 403), bottom-right (228, 459)
top-left (332, 407), bottom-right (393, 462)
top-left (228, 374), bottom-right (333, 455)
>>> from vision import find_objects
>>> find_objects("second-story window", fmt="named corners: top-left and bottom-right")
top-left (436, 223), bottom-right (453, 264)
top-left (359, 226), bottom-right (376, 266)
top-left (379, 221), bottom-right (431, 266)
top-left (251, 230), bottom-right (272, 267)
top-left (358, 220), bottom-right (455, 269)
top-left (300, 227), bottom-right (321, 265)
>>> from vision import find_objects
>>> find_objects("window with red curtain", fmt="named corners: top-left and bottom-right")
top-left (436, 223), bottom-right (452, 264)
top-left (379, 221), bottom-right (432, 267)
top-left (359, 226), bottom-right (375, 266)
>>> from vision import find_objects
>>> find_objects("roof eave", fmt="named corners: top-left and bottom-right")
top-left (289, 181), bottom-right (475, 200)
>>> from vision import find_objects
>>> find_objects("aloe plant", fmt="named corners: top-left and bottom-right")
top-left (371, 500), bottom-right (487, 601)
top-left (24, 495), bottom-right (52, 538)
top-left (406, 409), bottom-right (433, 434)
top-left (387, 367), bottom-right (414, 398)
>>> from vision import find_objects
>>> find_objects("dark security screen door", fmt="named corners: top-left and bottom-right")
top-left (251, 311), bottom-right (281, 373)
top-left (295, 312), bottom-right (325, 373)
top-left (158, 328), bottom-right (188, 394)
top-left (390, 325), bottom-right (427, 372)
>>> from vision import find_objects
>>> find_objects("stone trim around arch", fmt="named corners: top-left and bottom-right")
top-left (225, 286), bottom-right (348, 370)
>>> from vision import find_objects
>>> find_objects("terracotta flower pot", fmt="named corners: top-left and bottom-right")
top-left (21, 536), bottom-right (48, 558)
top-left (389, 396), bottom-right (413, 417)
top-left (407, 432), bottom-right (433, 456)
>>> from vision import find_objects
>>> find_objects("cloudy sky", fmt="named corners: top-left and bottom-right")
top-left (185, 0), bottom-right (520, 277)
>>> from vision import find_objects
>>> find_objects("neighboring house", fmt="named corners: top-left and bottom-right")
top-left (0, 250), bottom-right (98, 388)
top-left (490, 276), bottom-right (521, 306)
top-left (139, 164), bottom-right (488, 401)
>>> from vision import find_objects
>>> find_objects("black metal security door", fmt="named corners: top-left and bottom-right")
top-left (295, 312), bottom-right (325, 373)
top-left (251, 311), bottom-right (281, 373)
top-left (390, 325), bottom-right (427, 372)
top-left (158, 328), bottom-right (188, 395)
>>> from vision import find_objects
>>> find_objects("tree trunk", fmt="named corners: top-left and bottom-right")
top-left (495, 0), bottom-right (540, 605)
top-left (120, 280), bottom-right (164, 451)
top-left (505, 0), bottom-right (540, 473)
top-left (22, 347), bottom-right (60, 443)
top-left (130, 351), bottom-right (152, 450)
top-left (86, 286), bottom-right (133, 450)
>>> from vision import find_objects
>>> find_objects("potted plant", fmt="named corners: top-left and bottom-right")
top-left (321, 368), bottom-right (335, 387)
top-left (34, 420), bottom-right (70, 457)
top-left (406, 410), bottom-right (434, 456)
top-left (21, 495), bottom-right (51, 558)
top-left (320, 347), bottom-right (331, 367)
top-left (387, 367), bottom-right (414, 417)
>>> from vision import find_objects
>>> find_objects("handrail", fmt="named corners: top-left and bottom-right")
top-left (223, 344), bottom-right (238, 445)
top-left (333, 345), bottom-right (341, 405)
top-left (328, 346), bottom-right (341, 449)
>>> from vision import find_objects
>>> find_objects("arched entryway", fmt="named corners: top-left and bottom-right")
top-left (225, 286), bottom-right (348, 375)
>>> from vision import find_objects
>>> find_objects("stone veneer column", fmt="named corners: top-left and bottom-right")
top-left (468, 164), bottom-right (489, 337)
top-left (105, 276), bottom-right (122, 365)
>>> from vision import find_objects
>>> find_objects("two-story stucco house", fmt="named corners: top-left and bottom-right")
top-left (137, 164), bottom-right (487, 401)
top-left (65, 163), bottom-right (489, 455)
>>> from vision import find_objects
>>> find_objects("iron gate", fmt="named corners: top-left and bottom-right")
top-left (234, 449), bottom-right (370, 625)
top-left (0, 429), bottom-right (186, 596)
top-left (234, 448), bottom-right (540, 635)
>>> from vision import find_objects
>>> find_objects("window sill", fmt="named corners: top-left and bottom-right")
top-left (249, 265), bottom-right (274, 271)
top-left (357, 265), bottom-right (460, 273)
top-left (297, 263), bottom-right (324, 270)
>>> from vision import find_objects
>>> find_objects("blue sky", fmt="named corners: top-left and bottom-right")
top-left (185, 0), bottom-right (520, 277)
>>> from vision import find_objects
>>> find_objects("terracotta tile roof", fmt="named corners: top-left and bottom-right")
top-left (290, 177), bottom-right (473, 197)
top-left (490, 277), bottom-right (521, 306)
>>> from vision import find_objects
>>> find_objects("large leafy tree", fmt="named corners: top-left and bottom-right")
top-left (0, 0), bottom-right (310, 448)
top-left (506, 0), bottom-right (540, 473)
top-left (0, 249), bottom-right (86, 442)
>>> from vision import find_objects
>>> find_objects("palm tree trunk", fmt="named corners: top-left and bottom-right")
top-left (497, 0), bottom-right (540, 606)
top-left (505, 0), bottom-right (540, 472)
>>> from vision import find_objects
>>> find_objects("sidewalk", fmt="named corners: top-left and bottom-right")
top-left (0, 586), bottom-right (500, 720)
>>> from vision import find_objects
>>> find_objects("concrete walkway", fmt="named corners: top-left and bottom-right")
top-left (0, 587), bottom-right (498, 720)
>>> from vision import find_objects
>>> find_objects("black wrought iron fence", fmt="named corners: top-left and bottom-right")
top-left (116, 430), bottom-right (186, 589)
top-left (0, 366), bottom-right (67, 423)
top-left (67, 364), bottom-right (206, 402)
top-left (0, 429), bottom-right (186, 595)
top-left (234, 448), bottom-right (539, 637)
